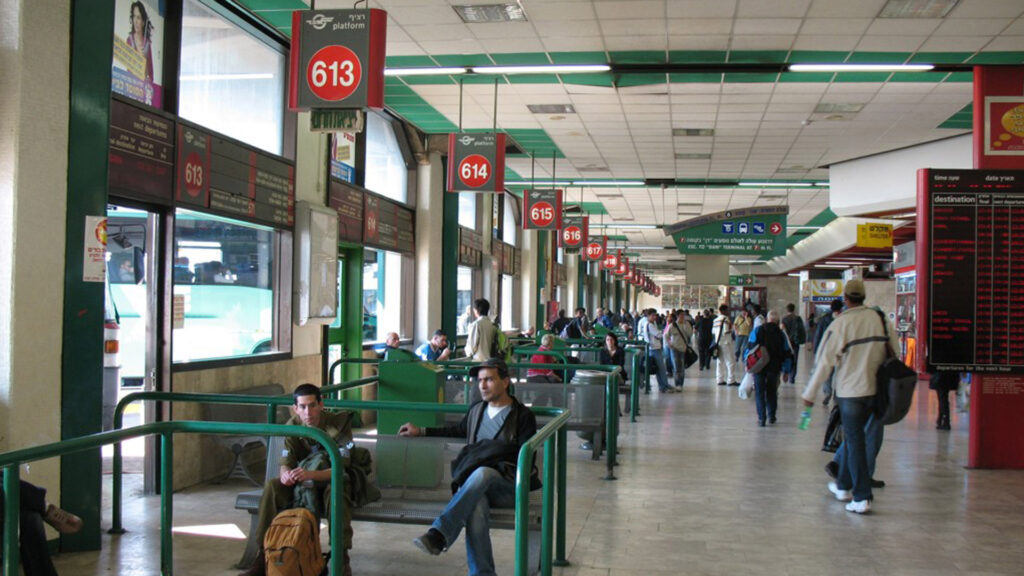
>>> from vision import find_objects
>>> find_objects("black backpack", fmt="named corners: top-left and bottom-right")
top-left (873, 310), bottom-right (917, 426)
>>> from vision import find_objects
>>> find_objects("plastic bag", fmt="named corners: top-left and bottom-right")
top-left (738, 371), bottom-right (754, 399)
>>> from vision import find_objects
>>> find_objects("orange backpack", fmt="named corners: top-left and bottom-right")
top-left (264, 508), bottom-right (325, 576)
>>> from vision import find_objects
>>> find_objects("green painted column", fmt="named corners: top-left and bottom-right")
top-left (441, 188), bottom-right (459, 343)
top-left (61, 0), bottom-right (115, 552)
top-left (535, 230), bottom-right (547, 330)
top-left (575, 259), bottom-right (585, 311)
top-left (598, 268), bottom-right (606, 311)
top-left (341, 247), bottom-right (365, 388)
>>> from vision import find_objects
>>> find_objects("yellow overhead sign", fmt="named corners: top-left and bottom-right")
top-left (857, 223), bottom-right (893, 248)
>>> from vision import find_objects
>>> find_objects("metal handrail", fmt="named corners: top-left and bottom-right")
top-left (515, 406), bottom-right (571, 576)
top-left (104, 394), bottom-right (571, 571)
top-left (1, 421), bottom-right (342, 576)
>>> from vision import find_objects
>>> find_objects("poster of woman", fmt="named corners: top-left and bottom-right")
top-left (112, 0), bottom-right (164, 107)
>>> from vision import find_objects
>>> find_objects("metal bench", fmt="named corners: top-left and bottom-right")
top-left (235, 434), bottom-right (543, 574)
top-left (201, 384), bottom-right (288, 486)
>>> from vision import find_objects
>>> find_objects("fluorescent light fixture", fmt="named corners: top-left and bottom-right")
top-left (384, 67), bottom-right (468, 76)
top-left (629, 246), bottom-right (671, 250)
top-left (789, 63), bottom-right (934, 73)
top-left (740, 181), bottom-right (816, 187)
top-left (787, 273), bottom-right (802, 277)
top-left (472, 64), bottom-right (611, 75)
top-left (592, 223), bottom-right (659, 229)
top-left (816, 264), bottom-right (850, 269)
top-left (178, 241), bottom-right (221, 248)
top-left (504, 180), bottom-right (572, 187)
top-left (572, 180), bottom-right (644, 186)
top-left (731, 259), bottom-right (763, 264)
top-left (453, 3), bottom-right (528, 23)
top-left (179, 73), bottom-right (275, 81)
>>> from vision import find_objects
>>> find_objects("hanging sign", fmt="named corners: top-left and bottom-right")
top-left (289, 9), bottom-right (387, 111)
top-left (523, 189), bottom-right (562, 230)
top-left (665, 206), bottom-right (788, 255)
top-left (856, 222), bottom-right (893, 249)
top-left (615, 255), bottom-right (629, 276)
top-left (176, 123), bottom-right (211, 208)
top-left (560, 214), bottom-right (587, 252)
top-left (447, 133), bottom-right (506, 193)
top-left (583, 235), bottom-right (606, 262)
top-left (602, 250), bottom-right (618, 271)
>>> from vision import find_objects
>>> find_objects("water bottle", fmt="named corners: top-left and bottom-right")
top-left (799, 407), bottom-right (812, 430)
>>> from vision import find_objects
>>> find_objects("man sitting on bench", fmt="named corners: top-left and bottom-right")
top-left (398, 358), bottom-right (539, 576)
top-left (240, 383), bottom-right (356, 576)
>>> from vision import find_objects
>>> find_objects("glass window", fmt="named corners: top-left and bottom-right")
top-left (502, 195), bottom-right (517, 246)
top-left (172, 209), bottom-right (286, 362)
top-left (501, 274), bottom-right (515, 329)
top-left (456, 266), bottom-right (474, 335)
top-left (362, 248), bottom-right (405, 342)
top-left (458, 193), bottom-right (477, 229)
top-left (364, 112), bottom-right (408, 202)
top-left (179, 0), bottom-right (285, 155)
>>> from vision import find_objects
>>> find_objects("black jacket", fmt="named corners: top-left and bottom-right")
top-left (426, 397), bottom-right (540, 490)
top-left (755, 323), bottom-right (788, 374)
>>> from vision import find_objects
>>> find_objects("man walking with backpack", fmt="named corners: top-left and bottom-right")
top-left (801, 280), bottom-right (899, 514)
top-left (781, 303), bottom-right (807, 385)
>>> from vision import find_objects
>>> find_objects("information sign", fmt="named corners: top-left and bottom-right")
top-left (328, 178), bottom-right (364, 244)
top-left (560, 215), bottom-right (587, 252)
top-left (856, 223), bottom-right (893, 249)
top-left (665, 207), bottom-right (788, 255)
top-left (202, 133), bottom-right (295, 227)
top-left (523, 189), bottom-right (562, 230)
top-left (922, 169), bottom-right (1024, 372)
top-left (458, 227), bottom-right (483, 267)
top-left (447, 133), bottom-right (506, 193)
top-left (289, 9), bottom-right (387, 110)
top-left (583, 236), bottom-right (606, 262)
top-left (729, 275), bottom-right (757, 286)
top-left (108, 97), bottom-right (174, 204)
top-left (176, 123), bottom-right (211, 208)
top-left (361, 192), bottom-right (415, 255)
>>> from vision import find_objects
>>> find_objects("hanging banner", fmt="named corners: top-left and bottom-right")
top-left (289, 9), bottom-right (388, 111)
top-left (559, 214), bottom-right (587, 252)
top-left (856, 222), bottom-right (893, 248)
top-left (665, 206), bottom-right (788, 256)
top-left (523, 189), bottom-right (562, 230)
top-left (602, 250), bottom-right (618, 271)
top-left (447, 133), bottom-right (506, 193)
top-left (583, 235), bottom-right (606, 262)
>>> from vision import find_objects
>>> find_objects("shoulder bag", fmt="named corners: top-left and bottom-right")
top-left (874, 310), bottom-right (918, 425)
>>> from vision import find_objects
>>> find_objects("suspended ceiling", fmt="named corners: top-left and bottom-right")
top-left (235, 0), bottom-right (1024, 275)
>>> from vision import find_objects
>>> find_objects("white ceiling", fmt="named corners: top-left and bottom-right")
top-left (312, 0), bottom-right (1024, 264)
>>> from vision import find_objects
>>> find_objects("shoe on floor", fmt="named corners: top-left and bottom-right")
top-left (824, 461), bottom-right (839, 480)
top-left (871, 478), bottom-right (886, 488)
top-left (237, 549), bottom-right (266, 576)
top-left (757, 420), bottom-right (766, 427)
top-left (845, 499), bottom-right (871, 514)
top-left (828, 481), bottom-right (852, 502)
top-left (580, 442), bottom-right (593, 451)
top-left (413, 528), bottom-right (446, 556)
top-left (768, 417), bottom-right (777, 424)
top-left (44, 503), bottom-right (82, 534)
top-left (717, 382), bottom-right (727, 386)
top-left (727, 382), bottom-right (740, 386)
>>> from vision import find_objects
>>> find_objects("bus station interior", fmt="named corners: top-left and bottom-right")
top-left (3, 0), bottom-right (1024, 574)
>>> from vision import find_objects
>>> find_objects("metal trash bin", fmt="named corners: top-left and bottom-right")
top-left (570, 370), bottom-right (605, 443)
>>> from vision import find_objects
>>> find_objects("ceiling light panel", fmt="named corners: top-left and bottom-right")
top-left (526, 104), bottom-right (577, 114)
top-left (879, 0), bottom-right (961, 18)
top-left (452, 3), bottom-right (528, 23)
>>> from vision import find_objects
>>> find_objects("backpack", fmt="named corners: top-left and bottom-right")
top-left (873, 310), bottom-right (917, 426)
top-left (745, 344), bottom-right (770, 374)
top-left (490, 329), bottom-right (512, 362)
top-left (559, 318), bottom-right (582, 340)
top-left (264, 508), bottom-right (325, 576)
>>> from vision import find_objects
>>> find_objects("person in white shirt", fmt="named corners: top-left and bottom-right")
top-left (464, 298), bottom-right (498, 362)
top-left (712, 304), bottom-right (738, 386)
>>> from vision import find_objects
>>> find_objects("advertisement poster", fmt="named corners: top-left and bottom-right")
top-left (984, 97), bottom-right (1024, 156)
top-left (331, 132), bottom-right (357, 183)
top-left (112, 0), bottom-right (165, 108)
top-left (84, 216), bottom-right (107, 283)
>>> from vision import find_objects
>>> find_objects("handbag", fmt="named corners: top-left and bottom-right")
top-left (822, 405), bottom-right (843, 453)
top-left (684, 345), bottom-right (698, 369)
top-left (738, 372), bottom-right (754, 399)
top-left (745, 343), bottom-right (770, 374)
top-left (873, 310), bottom-right (918, 426)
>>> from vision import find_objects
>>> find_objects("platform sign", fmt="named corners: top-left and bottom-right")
top-left (602, 250), bottom-right (618, 271)
top-left (176, 123), bottom-right (211, 208)
top-left (919, 168), bottom-right (1024, 373)
top-left (523, 189), bottom-right (562, 230)
top-left (559, 215), bottom-right (587, 252)
top-left (615, 255), bottom-right (628, 276)
top-left (447, 133), bottom-right (506, 193)
top-left (583, 236), bottom-right (606, 261)
top-left (665, 206), bottom-right (788, 255)
top-left (289, 9), bottom-right (387, 111)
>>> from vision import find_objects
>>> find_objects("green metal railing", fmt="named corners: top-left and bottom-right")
top-left (107, 394), bottom-right (571, 573)
top-left (1, 421), bottom-right (342, 576)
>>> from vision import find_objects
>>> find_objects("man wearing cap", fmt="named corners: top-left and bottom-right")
top-left (801, 279), bottom-right (899, 515)
top-left (399, 358), bottom-right (539, 576)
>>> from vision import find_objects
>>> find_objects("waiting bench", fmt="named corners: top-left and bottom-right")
top-left (235, 434), bottom-right (543, 574)
top-left (201, 384), bottom-right (289, 486)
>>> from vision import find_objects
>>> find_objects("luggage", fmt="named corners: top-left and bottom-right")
top-left (873, 310), bottom-right (917, 426)
top-left (745, 344), bottom-right (770, 374)
top-left (822, 405), bottom-right (843, 453)
top-left (264, 508), bottom-right (325, 576)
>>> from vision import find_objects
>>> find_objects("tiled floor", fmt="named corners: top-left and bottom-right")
top-left (51, 357), bottom-right (1024, 576)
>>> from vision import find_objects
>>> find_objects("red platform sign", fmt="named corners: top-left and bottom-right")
top-left (523, 189), bottom-right (562, 230)
top-left (602, 250), bottom-right (618, 271)
top-left (582, 236), bottom-right (606, 262)
top-left (447, 133), bottom-right (506, 193)
top-left (289, 9), bottom-right (387, 111)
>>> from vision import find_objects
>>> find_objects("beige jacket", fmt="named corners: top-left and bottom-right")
top-left (465, 315), bottom-right (497, 361)
top-left (802, 305), bottom-right (900, 401)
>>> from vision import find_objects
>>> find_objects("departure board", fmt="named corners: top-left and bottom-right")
top-left (328, 178), bottom-right (365, 244)
top-left (108, 97), bottom-right (174, 204)
top-left (363, 193), bottom-right (415, 255)
top-left (926, 169), bottom-right (1024, 372)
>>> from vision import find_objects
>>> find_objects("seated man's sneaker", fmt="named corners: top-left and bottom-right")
top-left (413, 528), bottom-right (446, 556)
top-left (828, 481), bottom-right (852, 502)
top-left (43, 503), bottom-right (83, 534)
top-left (845, 499), bottom-right (871, 514)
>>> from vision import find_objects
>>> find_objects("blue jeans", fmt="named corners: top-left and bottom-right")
top-left (734, 335), bottom-right (748, 360)
top-left (753, 371), bottom-right (779, 423)
top-left (834, 396), bottom-right (876, 502)
top-left (431, 467), bottom-right (516, 576)
top-left (833, 412), bottom-right (884, 480)
top-left (669, 349), bottom-right (686, 386)
top-left (648, 348), bottom-right (670, 392)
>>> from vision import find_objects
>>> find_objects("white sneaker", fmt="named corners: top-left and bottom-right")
top-left (845, 499), bottom-right (871, 514)
top-left (828, 481), bottom-right (852, 502)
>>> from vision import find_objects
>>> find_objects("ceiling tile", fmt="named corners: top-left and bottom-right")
top-left (541, 36), bottom-right (607, 52)
top-left (729, 36), bottom-right (796, 51)
top-left (981, 37), bottom-right (1024, 51)
top-left (934, 18), bottom-right (1014, 36)
top-left (736, 0), bottom-right (811, 18)
top-left (806, 0), bottom-right (887, 18)
top-left (855, 36), bottom-right (926, 52)
top-left (594, 0), bottom-right (666, 19)
top-left (865, 18), bottom-right (942, 36)
top-left (601, 19), bottom-right (667, 36)
top-left (733, 19), bottom-right (802, 35)
top-left (919, 36), bottom-right (991, 52)
top-left (666, 18), bottom-right (733, 35)
top-left (801, 18), bottom-right (872, 35)
top-left (521, 1), bottom-right (598, 20)
top-left (669, 35), bottom-right (731, 51)
top-left (948, 0), bottom-right (1024, 18)
top-left (792, 35), bottom-right (860, 51)
top-left (666, 0), bottom-right (737, 19)
top-left (605, 35), bottom-right (668, 51)
top-left (533, 19), bottom-right (602, 37)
